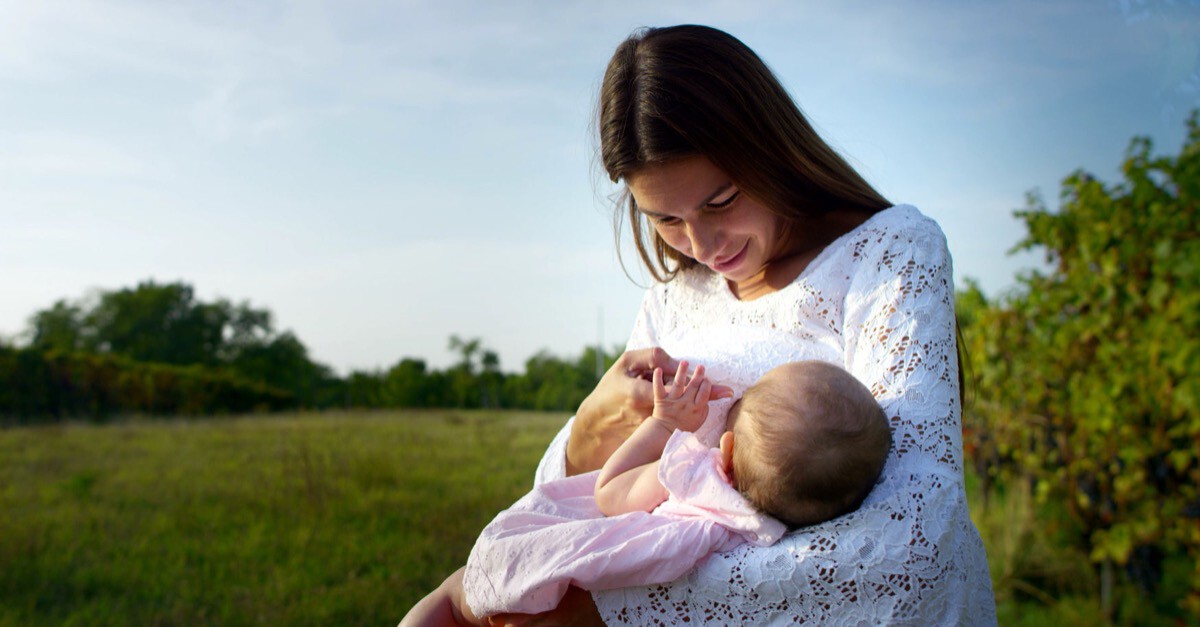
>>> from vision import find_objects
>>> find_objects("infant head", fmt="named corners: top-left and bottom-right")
top-left (723, 360), bottom-right (891, 529)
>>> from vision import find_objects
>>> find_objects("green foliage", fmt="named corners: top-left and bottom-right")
top-left (341, 343), bottom-right (621, 413)
top-left (506, 347), bottom-right (614, 412)
top-left (10, 280), bottom-right (623, 420)
top-left (28, 300), bottom-right (87, 352)
top-left (0, 346), bottom-right (294, 422)
top-left (15, 280), bottom-right (334, 417)
top-left (962, 115), bottom-right (1200, 617)
top-left (224, 331), bottom-right (337, 406)
top-left (30, 280), bottom-right (272, 367)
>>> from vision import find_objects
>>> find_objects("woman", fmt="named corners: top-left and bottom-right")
top-left (504, 25), bottom-right (995, 625)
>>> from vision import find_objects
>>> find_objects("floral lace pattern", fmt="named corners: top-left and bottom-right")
top-left (535, 205), bottom-right (996, 625)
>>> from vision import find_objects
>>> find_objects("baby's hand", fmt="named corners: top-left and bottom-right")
top-left (651, 361), bottom-right (713, 433)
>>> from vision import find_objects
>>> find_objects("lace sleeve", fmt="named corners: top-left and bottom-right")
top-left (842, 222), bottom-right (963, 479)
top-left (533, 416), bottom-right (572, 486)
top-left (592, 218), bottom-right (995, 625)
top-left (624, 287), bottom-right (660, 352)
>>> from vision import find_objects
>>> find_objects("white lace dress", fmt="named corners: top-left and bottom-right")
top-left (534, 205), bottom-right (997, 625)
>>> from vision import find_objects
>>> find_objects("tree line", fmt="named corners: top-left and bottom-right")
top-left (0, 281), bottom-right (617, 422)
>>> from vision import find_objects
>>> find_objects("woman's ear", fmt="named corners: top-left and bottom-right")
top-left (719, 431), bottom-right (735, 475)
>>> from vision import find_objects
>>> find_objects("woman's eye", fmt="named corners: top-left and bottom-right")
top-left (650, 215), bottom-right (681, 226)
top-left (706, 190), bottom-right (741, 210)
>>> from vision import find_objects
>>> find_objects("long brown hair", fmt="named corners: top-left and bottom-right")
top-left (598, 25), bottom-right (892, 281)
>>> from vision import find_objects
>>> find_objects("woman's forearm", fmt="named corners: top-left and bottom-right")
top-left (566, 349), bottom-right (731, 476)
top-left (566, 419), bottom-right (630, 476)
top-left (566, 348), bottom-right (675, 475)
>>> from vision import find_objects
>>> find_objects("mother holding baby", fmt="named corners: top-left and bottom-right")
top-left (512, 25), bottom-right (995, 625)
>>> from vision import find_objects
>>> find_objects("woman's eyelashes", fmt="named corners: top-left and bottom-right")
top-left (642, 189), bottom-right (739, 225)
top-left (706, 190), bottom-right (741, 210)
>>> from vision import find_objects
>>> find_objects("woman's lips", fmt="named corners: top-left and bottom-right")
top-left (710, 243), bottom-right (748, 274)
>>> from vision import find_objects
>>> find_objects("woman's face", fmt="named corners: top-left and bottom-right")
top-left (626, 155), bottom-right (788, 284)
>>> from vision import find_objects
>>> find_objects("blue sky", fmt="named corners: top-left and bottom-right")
top-left (2, 0), bottom-right (1198, 373)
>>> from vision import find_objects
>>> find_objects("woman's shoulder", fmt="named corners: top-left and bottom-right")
top-left (821, 204), bottom-right (950, 273)
top-left (848, 204), bottom-right (946, 249)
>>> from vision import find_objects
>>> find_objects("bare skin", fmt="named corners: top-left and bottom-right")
top-left (402, 572), bottom-right (605, 627)
top-left (400, 567), bottom-right (479, 627)
top-left (485, 586), bottom-right (605, 627)
top-left (594, 362), bottom-right (713, 516)
top-left (568, 348), bottom-right (732, 477)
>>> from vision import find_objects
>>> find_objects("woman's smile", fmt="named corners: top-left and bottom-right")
top-left (709, 241), bottom-right (749, 275)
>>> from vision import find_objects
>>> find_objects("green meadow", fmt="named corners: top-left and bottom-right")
top-left (1, 410), bottom-right (1192, 626)
top-left (0, 410), bottom-right (565, 626)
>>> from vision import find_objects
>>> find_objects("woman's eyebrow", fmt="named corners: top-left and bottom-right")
top-left (635, 182), bottom-right (736, 217)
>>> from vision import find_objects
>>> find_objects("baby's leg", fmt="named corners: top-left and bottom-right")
top-left (399, 566), bottom-right (483, 627)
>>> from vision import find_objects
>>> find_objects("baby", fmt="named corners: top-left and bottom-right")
top-left (401, 359), bottom-right (891, 626)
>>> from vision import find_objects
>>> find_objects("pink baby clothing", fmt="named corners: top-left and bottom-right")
top-left (462, 429), bottom-right (786, 618)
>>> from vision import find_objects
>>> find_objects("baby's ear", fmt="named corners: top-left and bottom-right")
top-left (719, 431), bottom-right (736, 474)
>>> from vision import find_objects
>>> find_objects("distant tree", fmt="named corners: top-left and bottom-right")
top-left (82, 281), bottom-right (225, 365)
top-left (219, 303), bottom-right (274, 361)
top-left (26, 280), bottom-right (287, 368)
top-left (963, 115), bottom-right (1200, 617)
top-left (447, 335), bottom-right (481, 374)
top-left (383, 358), bottom-right (431, 407)
top-left (447, 335), bottom-right (498, 408)
top-left (518, 350), bottom-right (585, 411)
top-left (345, 370), bottom-right (384, 407)
top-left (29, 299), bottom-right (87, 352)
top-left (21, 280), bottom-right (331, 411)
top-left (226, 331), bottom-right (323, 403)
top-left (480, 349), bottom-right (502, 408)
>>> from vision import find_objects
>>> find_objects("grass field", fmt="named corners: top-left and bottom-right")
top-left (2, 410), bottom-right (1193, 626)
top-left (0, 410), bottom-right (566, 626)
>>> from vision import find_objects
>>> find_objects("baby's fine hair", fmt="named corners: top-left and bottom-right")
top-left (732, 361), bottom-right (891, 529)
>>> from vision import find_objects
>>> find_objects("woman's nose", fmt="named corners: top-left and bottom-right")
top-left (686, 223), bottom-right (718, 264)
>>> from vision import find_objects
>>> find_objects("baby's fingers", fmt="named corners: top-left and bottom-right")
top-left (679, 365), bottom-right (708, 402)
top-left (652, 367), bottom-right (667, 401)
top-left (668, 360), bottom-right (690, 398)
top-left (696, 378), bottom-right (712, 405)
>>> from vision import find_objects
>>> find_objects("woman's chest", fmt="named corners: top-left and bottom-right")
top-left (654, 281), bottom-right (847, 392)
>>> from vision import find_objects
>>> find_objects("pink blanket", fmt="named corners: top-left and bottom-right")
top-left (463, 430), bottom-right (786, 617)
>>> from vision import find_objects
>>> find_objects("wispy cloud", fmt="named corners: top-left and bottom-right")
top-left (0, 0), bottom-right (600, 143)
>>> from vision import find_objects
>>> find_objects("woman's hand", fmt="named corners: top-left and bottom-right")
top-left (486, 585), bottom-right (605, 626)
top-left (568, 348), bottom-right (731, 476)
top-left (567, 348), bottom-right (672, 476)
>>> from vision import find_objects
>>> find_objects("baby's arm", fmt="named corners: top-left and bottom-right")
top-left (595, 362), bottom-right (712, 516)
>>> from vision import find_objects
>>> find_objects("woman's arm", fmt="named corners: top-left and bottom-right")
top-left (566, 350), bottom-right (731, 477)
top-left (566, 347), bottom-right (675, 476)
top-left (594, 363), bottom-right (712, 515)
top-left (486, 585), bottom-right (604, 627)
